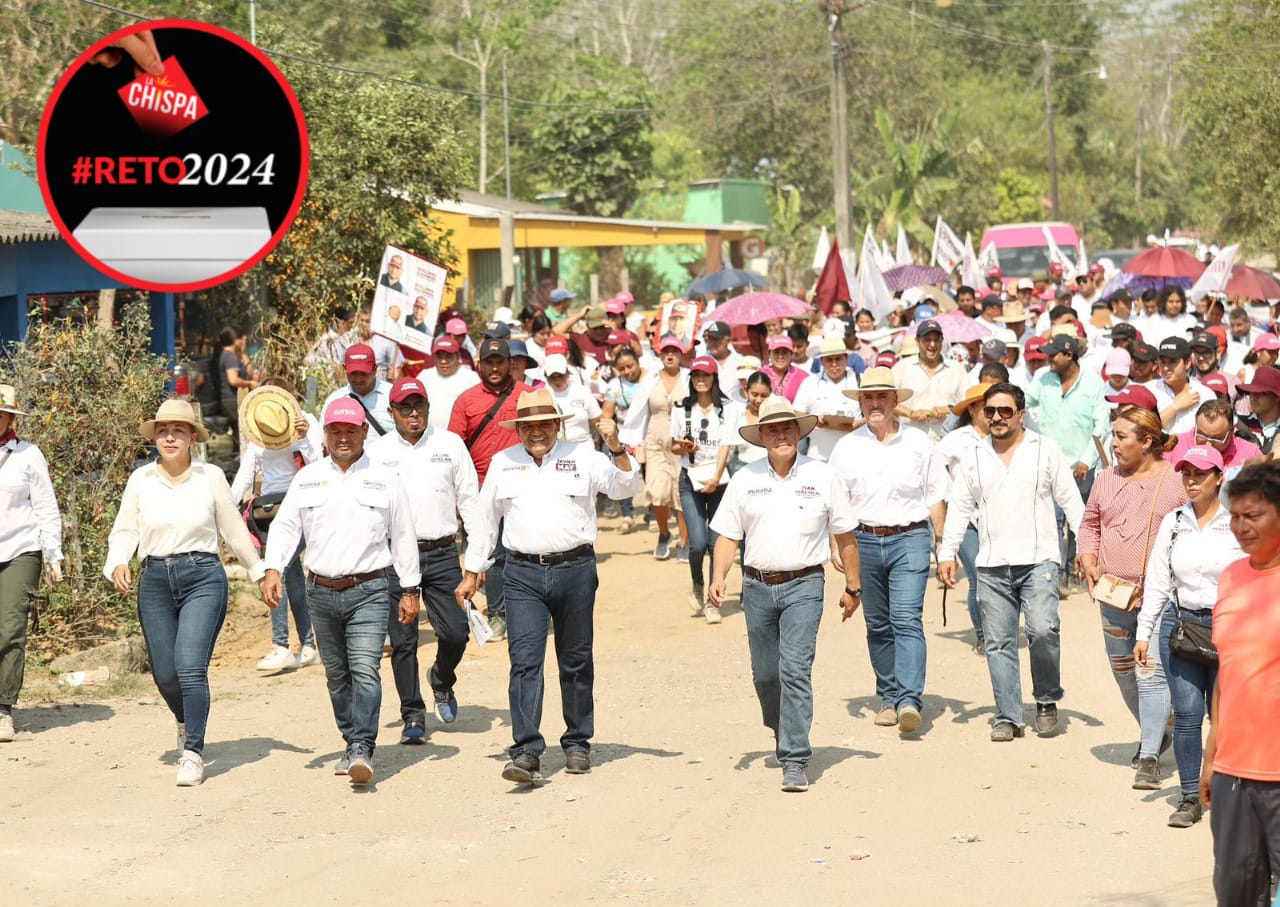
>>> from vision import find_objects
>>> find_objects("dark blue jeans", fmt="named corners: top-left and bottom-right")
top-left (1159, 608), bottom-right (1217, 796)
top-left (137, 552), bottom-right (228, 755)
top-left (977, 562), bottom-right (1063, 727)
top-left (387, 544), bottom-right (468, 725)
top-left (307, 575), bottom-right (390, 755)
top-left (1056, 468), bottom-right (1095, 571)
top-left (504, 552), bottom-right (598, 759)
top-left (956, 523), bottom-right (983, 642)
top-left (856, 525), bottom-right (931, 712)
top-left (267, 537), bottom-right (312, 648)
top-left (484, 521), bottom-right (507, 621)
top-left (678, 470), bottom-right (726, 590)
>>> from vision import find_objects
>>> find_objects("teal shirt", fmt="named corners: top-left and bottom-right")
top-left (1025, 368), bottom-right (1110, 469)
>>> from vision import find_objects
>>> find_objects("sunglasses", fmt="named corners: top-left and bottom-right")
top-left (982, 405), bottom-right (1018, 420)
top-left (1194, 429), bottom-right (1231, 445)
top-left (392, 400), bottom-right (428, 414)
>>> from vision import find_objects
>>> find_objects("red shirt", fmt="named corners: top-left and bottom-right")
top-left (448, 379), bottom-right (532, 485)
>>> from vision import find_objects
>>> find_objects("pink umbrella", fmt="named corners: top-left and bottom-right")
top-left (1121, 246), bottom-right (1205, 280)
top-left (934, 311), bottom-right (992, 344)
top-left (709, 291), bottom-right (811, 325)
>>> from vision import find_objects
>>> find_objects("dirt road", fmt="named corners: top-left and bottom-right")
top-left (2, 520), bottom-right (1214, 905)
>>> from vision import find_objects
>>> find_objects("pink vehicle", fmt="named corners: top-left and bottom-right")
top-left (980, 221), bottom-right (1081, 281)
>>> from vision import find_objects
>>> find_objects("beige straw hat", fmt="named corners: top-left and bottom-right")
top-left (240, 385), bottom-right (303, 450)
top-left (140, 398), bottom-right (211, 442)
top-left (737, 395), bottom-right (818, 447)
top-left (841, 366), bottom-right (914, 403)
top-left (0, 384), bottom-right (28, 416)
top-left (498, 388), bottom-right (567, 429)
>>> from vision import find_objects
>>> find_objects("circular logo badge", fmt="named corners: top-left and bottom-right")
top-left (37, 20), bottom-right (309, 292)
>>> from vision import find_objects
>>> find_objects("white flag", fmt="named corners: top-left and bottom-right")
top-left (859, 227), bottom-right (895, 321)
top-left (879, 238), bottom-right (894, 272)
top-left (812, 226), bottom-right (830, 273)
top-left (931, 216), bottom-right (964, 273)
top-left (978, 240), bottom-right (1000, 276)
top-left (1076, 239), bottom-right (1089, 275)
top-left (895, 223), bottom-right (912, 266)
top-left (1042, 226), bottom-right (1078, 280)
top-left (961, 231), bottom-right (983, 289)
top-left (1188, 243), bottom-right (1239, 302)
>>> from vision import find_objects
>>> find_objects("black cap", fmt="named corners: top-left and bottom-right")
top-left (1109, 288), bottom-right (1134, 303)
top-left (1091, 298), bottom-right (1113, 311)
top-left (1130, 340), bottom-right (1158, 362)
top-left (483, 321), bottom-right (512, 340)
top-left (980, 294), bottom-right (1002, 309)
top-left (916, 318), bottom-right (944, 338)
top-left (1041, 335), bottom-right (1080, 358)
top-left (1158, 337), bottom-right (1191, 359)
top-left (1188, 330), bottom-right (1216, 351)
top-left (478, 338), bottom-right (510, 360)
top-left (1111, 322), bottom-right (1137, 339)
top-left (703, 321), bottom-right (731, 339)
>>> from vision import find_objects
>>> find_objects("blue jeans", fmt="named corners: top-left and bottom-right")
top-left (977, 562), bottom-right (1063, 727)
top-left (1056, 468), bottom-right (1095, 570)
top-left (856, 525), bottom-right (931, 711)
top-left (504, 552), bottom-right (598, 759)
top-left (484, 521), bottom-right (507, 621)
top-left (307, 574), bottom-right (390, 754)
top-left (387, 544), bottom-right (468, 725)
top-left (1099, 602), bottom-right (1171, 758)
top-left (956, 523), bottom-right (983, 642)
top-left (1159, 608), bottom-right (1217, 796)
top-left (678, 470), bottom-right (726, 589)
top-left (137, 552), bottom-right (228, 755)
top-left (268, 539), bottom-right (312, 648)
top-left (741, 571), bottom-right (824, 765)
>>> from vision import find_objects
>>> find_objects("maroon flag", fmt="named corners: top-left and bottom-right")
top-left (813, 238), bottom-right (851, 316)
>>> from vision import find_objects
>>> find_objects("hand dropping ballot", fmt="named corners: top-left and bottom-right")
top-left (467, 601), bottom-right (493, 647)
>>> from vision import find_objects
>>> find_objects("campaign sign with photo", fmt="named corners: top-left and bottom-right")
top-left (371, 244), bottom-right (449, 355)
top-left (659, 298), bottom-right (700, 352)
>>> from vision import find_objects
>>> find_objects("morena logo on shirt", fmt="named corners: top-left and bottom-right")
top-left (296, 479), bottom-right (328, 490)
top-left (746, 487), bottom-right (772, 497)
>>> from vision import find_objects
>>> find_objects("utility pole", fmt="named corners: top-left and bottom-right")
top-left (824, 1), bottom-right (852, 252)
top-left (1042, 39), bottom-right (1059, 220)
top-left (502, 50), bottom-right (512, 201)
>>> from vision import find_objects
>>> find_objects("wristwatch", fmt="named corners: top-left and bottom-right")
top-left (845, 587), bottom-right (862, 598)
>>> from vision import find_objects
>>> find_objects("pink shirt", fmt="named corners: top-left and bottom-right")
top-left (1169, 430), bottom-right (1260, 467)
top-left (1077, 463), bottom-right (1188, 587)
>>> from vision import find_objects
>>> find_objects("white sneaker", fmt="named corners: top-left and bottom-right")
top-left (0, 711), bottom-right (14, 742)
top-left (176, 750), bottom-right (205, 786)
top-left (256, 644), bottom-right (297, 673)
top-left (688, 586), bottom-right (705, 616)
top-left (176, 721), bottom-right (185, 752)
top-left (704, 605), bottom-right (722, 625)
top-left (297, 645), bottom-right (320, 668)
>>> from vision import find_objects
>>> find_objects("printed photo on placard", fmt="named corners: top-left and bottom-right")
top-left (371, 244), bottom-right (448, 355)
top-left (659, 298), bottom-right (700, 352)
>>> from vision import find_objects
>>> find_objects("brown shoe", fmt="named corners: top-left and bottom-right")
top-left (873, 706), bottom-right (898, 727)
top-left (897, 705), bottom-right (922, 734)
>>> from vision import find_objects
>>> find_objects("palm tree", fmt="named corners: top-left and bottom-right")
top-left (852, 107), bottom-right (959, 248)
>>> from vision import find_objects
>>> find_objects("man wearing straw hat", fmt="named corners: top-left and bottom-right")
top-left (793, 335), bottom-right (862, 462)
top-left (830, 366), bottom-right (950, 735)
top-left (369, 376), bottom-right (483, 743)
top-left (263, 398), bottom-right (421, 786)
top-left (456, 389), bottom-right (642, 785)
top-left (708, 396), bottom-right (861, 793)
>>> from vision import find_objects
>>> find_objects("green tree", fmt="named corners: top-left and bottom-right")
top-left (991, 167), bottom-right (1046, 225)
top-left (852, 108), bottom-right (959, 246)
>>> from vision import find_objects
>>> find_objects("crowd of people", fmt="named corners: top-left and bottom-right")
top-left (1, 267), bottom-right (1278, 905)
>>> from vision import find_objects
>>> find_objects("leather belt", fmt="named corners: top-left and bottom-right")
top-left (418, 535), bottom-right (456, 552)
top-left (743, 564), bottom-right (824, 585)
top-left (310, 568), bottom-right (387, 590)
top-left (857, 519), bottom-right (928, 537)
top-left (509, 544), bottom-right (594, 567)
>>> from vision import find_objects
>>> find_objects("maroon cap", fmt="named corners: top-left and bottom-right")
top-left (986, 265), bottom-right (1002, 279)
top-left (1106, 385), bottom-right (1159, 413)
top-left (689, 356), bottom-right (718, 375)
top-left (875, 352), bottom-right (898, 368)
top-left (343, 343), bottom-right (375, 374)
top-left (1202, 372), bottom-right (1232, 399)
top-left (1024, 335), bottom-right (1048, 361)
top-left (389, 377), bottom-right (426, 404)
top-left (431, 336), bottom-right (459, 354)
top-left (1238, 365), bottom-right (1280, 397)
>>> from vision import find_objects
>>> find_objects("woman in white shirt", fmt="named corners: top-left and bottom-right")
top-left (0, 386), bottom-right (62, 743)
top-left (601, 347), bottom-right (647, 533)
top-left (1144, 287), bottom-right (1198, 344)
top-left (230, 380), bottom-right (323, 673)
top-left (793, 335), bottom-right (861, 461)
top-left (106, 398), bottom-right (267, 787)
top-left (670, 357), bottom-right (738, 623)
top-left (1133, 445), bottom-right (1240, 829)
top-left (544, 354), bottom-right (602, 443)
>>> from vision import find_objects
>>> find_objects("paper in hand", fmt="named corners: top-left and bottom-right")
top-left (467, 601), bottom-right (493, 647)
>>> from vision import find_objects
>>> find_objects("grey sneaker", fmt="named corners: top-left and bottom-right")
top-left (502, 752), bottom-right (541, 784)
top-left (1034, 703), bottom-right (1059, 736)
top-left (654, 535), bottom-right (672, 560)
top-left (1133, 756), bottom-right (1162, 790)
top-left (780, 762), bottom-right (809, 792)
top-left (0, 711), bottom-right (13, 743)
top-left (1168, 795), bottom-right (1204, 828)
top-left (564, 749), bottom-right (591, 774)
top-left (674, 544), bottom-right (689, 563)
top-left (488, 615), bottom-right (507, 642)
top-left (334, 752), bottom-right (352, 776)
top-left (689, 585), bottom-right (705, 616)
top-left (990, 722), bottom-right (1025, 742)
top-left (347, 748), bottom-right (374, 785)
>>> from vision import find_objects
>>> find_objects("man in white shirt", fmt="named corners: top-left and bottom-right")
top-left (938, 383), bottom-right (1084, 742)
top-left (702, 321), bottom-right (741, 390)
top-left (321, 343), bottom-right (394, 438)
top-left (1150, 337), bottom-right (1214, 435)
top-left (263, 398), bottom-right (421, 787)
top-left (419, 336), bottom-right (480, 430)
top-left (709, 397), bottom-right (861, 793)
top-left (893, 319), bottom-right (968, 441)
top-left (793, 335), bottom-right (861, 461)
top-left (456, 389), bottom-right (642, 785)
top-left (369, 377), bottom-right (483, 744)
top-left (1223, 307), bottom-right (1261, 376)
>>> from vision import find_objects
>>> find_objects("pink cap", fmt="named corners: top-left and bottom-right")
top-left (343, 343), bottom-right (375, 373)
top-left (615, 291), bottom-right (634, 305)
top-left (656, 334), bottom-right (685, 352)
top-left (445, 317), bottom-right (468, 336)
top-left (389, 377), bottom-right (426, 403)
top-left (689, 356), bottom-right (718, 374)
top-left (986, 265), bottom-right (1002, 279)
top-left (1252, 333), bottom-right (1280, 353)
top-left (604, 298), bottom-right (628, 315)
top-left (323, 398), bottom-right (366, 427)
top-left (767, 335), bottom-right (794, 352)
top-left (544, 336), bottom-right (569, 355)
top-left (1176, 445), bottom-right (1224, 472)
top-left (431, 336), bottom-right (459, 354)
top-left (1104, 348), bottom-right (1131, 377)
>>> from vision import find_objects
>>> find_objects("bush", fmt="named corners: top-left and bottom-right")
top-left (0, 301), bottom-right (169, 653)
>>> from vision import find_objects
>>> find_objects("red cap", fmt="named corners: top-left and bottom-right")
top-left (689, 356), bottom-right (718, 374)
top-left (604, 298), bottom-right (628, 315)
top-left (605, 330), bottom-right (627, 346)
top-left (875, 352), bottom-right (897, 368)
top-left (323, 398), bottom-right (366, 427)
top-left (343, 343), bottom-right (375, 374)
top-left (1049, 262), bottom-right (1064, 277)
top-left (986, 265), bottom-right (1002, 279)
top-left (1089, 263), bottom-right (1105, 275)
top-left (1106, 385), bottom-right (1159, 413)
top-left (445, 317), bottom-right (468, 336)
top-left (1239, 365), bottom-right (1280, 396)
top-left (544, 336), bottom-right (569, 355)
top-left (1024, 336), bottom-right (1048, 361)
top-left (431, 336), bottom-right (459, 354)
top-left (1202, 372), bottom-right (1232, 398)
top-left (389, 377), bottom-right (427, 403)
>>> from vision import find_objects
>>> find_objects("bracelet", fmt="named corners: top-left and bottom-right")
top-left (846, 587), bottom-right (862, 598)
top-left (609, 447), bottom-right (627, 457)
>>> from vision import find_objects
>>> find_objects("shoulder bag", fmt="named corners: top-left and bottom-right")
top-left (1095, 466), bottom-right (1168, 612)
top-left (1166, 511), bottom-right (1219, 667)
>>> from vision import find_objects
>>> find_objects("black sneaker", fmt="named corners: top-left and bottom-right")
top-left (1034, 703), bottom-right (1059, 736)
top-left (400, 721), bottom-right (426, 745)
top-left (564, 749), bottom-right (591, 774)
top-left (1133, 756), bottom-right (1162, 790)
top-left (1168, 795), bottom-right (1204, 828)
top-left (780, 762), bottom-right (809, 792)
top-left (502, 752), bottom-right (541, 784)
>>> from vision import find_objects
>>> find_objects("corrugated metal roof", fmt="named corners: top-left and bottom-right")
top-left (434, 194), bottom-right (764, 233)
top-left (0, 209), bottom-right (59, 244)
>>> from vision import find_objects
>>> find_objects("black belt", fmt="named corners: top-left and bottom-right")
top-left (509, 544), bottom-right (594, 567)
top-left (857, 519), bottom-right (928, 537)
top-left (310, 568), bottom-right (387, 590)
top-left (743, 564), bottom-right (824, 585)
top-left (418, 535), bottom-right (456, 552)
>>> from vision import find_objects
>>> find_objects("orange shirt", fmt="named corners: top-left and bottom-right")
top-left (1212, 558), bottom-right (1280, 781)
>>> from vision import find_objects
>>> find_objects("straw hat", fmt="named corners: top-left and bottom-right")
top-left (997, 300), bottom-right (1029, 324)
top-left (841, 366), bottom-right (914, 402)
top-left (737, 395), bottom-right (818, 447)
top-left (140, 398), bottom-right (211, 442)
top-left (499, 388), bottom-right (568, 429)
top-left (817, 335), bottom-right (849, 358)
top-left (898, 335), bottom-right (920, 358)
top-left (239, 385), bottom-right (304, 450)
top-left (952, 383), bottom-right (989, 417)
top-left (0, 384), bottom-right (28, 416)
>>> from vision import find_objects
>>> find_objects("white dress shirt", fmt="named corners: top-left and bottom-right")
top-left (369, 335), bottom-right (402, 381)
top-left (670, 400), bottom-right (739, 486)
top-left (0, 438), bottom-right (63, 564)
top-left (1137, 503), bottom-right (1242, 641)
top-left (552, 383), bottom-right (602, 443)
top-left (793, 371), bottom-right (860, 461)
top-left (420, 366), bottom-right (480, 430)
top-left (322, 380), bottom-right (394, 436)
top-left (829, 424), bottom-right (949, 527)
top-left (710, 454), bottom-right (856, 571)
top-left (230, 412), bottom-right (323, 500)
top-left (892, 357), bottom-right (969, 440)
top-left (938, 430), bottom-right (1083, 567)
top-left (934, 425), bottom-right (985, 475)
top-left (464, 440), bottom-right (643, 572)
top-left (105, 461), bottom-right (264, 580)
top-left (1148, 377), bottom-right (1215, 434)
top-left (264, 454), bottom-right (420, 587)
top-left (367, 426), bottom-right (481, 541)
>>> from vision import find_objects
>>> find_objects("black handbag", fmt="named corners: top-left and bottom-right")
top-left (1164, 512), bottom-right (1219, 668)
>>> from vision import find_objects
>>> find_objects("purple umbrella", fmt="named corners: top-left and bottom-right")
top-left (1100, 271), bottom-right (1195, 299)
top-left (882, 264), bottom-right (950, 293)
top-left (709, 292), bottom-right (811, 326)
top-left (934, 311), bottom-right (992, 344)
